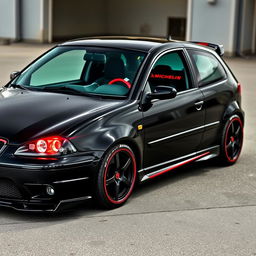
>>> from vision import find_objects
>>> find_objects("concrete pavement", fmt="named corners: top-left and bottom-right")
top-left (0, 44), bottom-right (255, 256)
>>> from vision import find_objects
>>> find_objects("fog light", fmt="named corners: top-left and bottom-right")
top-left (46, 186), bottom-right (55, 196)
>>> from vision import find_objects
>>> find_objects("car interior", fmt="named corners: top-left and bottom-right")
top-left (147, 52), bottom-right (190, 93)
top-left (78, 52), bottom-right (143, 96)
top-left (23, 49), bottom-right (145, 97)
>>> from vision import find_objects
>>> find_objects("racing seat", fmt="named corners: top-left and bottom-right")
top-left (96, 56), bottom-right (125, 84)
top-left (92, 56), bottom-right (128, 96)
top-left (149, 65), bottom-right (187, 92)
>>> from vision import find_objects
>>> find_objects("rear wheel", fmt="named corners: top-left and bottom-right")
top-left (95, 144), bottom-right (137, 209)
top-left (219, 115), bottom-right (243, 165)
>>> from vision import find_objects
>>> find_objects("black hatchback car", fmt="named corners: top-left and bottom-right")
top-left (0, 37), bottom-right (244, 211)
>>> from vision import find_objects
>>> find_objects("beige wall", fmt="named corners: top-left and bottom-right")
top-left (52, 0), bottom-right (107, 39)
top-left (52, 0), bottom-right (187, 39)
top-left (106, 0), bottom-right (187, 37)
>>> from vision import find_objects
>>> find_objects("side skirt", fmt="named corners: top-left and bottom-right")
top-left (139, 146), bottom-right (219, 182)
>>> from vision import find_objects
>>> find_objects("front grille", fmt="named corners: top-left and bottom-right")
top-left (0, 179), bottom-right (22, 199)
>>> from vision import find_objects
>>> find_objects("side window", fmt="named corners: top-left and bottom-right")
top-left (188, 50), bottom-right (226, 86)
top-left (148, 51), bottom-right (191, 93)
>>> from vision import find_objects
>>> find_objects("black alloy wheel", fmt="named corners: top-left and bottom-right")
top-left (95, 144), bottom-right (137, 208)
top-left (220, 115), bottom-right (243, 164)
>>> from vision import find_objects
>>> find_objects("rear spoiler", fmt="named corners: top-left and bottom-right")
top-left (190, 41), bottom-right (225, 57)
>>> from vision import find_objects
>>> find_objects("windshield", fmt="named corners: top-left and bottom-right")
top-left (14, 46), bottom-right (146, 97)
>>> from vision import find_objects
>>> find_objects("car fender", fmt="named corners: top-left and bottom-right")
top-left (67, 105), bottom-right (144, 169)
top-left (222, 100), bottom-right (244, 125)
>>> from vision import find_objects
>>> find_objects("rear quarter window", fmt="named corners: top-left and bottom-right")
top-left (188, 50), bottom-right (226, 86)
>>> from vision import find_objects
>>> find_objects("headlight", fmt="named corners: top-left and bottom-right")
top-left (14, 136), bottom-right (77, 157)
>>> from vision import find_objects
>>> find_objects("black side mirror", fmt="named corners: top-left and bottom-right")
top-left (147, 85), bottom-right (177, 101)
top-left (10, 71), bottom-right (20, 80)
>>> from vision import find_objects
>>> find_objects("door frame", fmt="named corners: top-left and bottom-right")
top-left (252, 0), bottom-right (256, 54)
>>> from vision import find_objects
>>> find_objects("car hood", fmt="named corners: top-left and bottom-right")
top-left (0, 88), bottom-right (123, 144)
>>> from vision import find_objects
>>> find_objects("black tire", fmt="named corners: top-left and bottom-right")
top-left (219, 115), bottom-right (243, 165)
top-left (95, 144), bottom-right (137, 209)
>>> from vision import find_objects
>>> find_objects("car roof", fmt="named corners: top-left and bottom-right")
top-left (61, 36), bottom-right (183, 52)
top-left (60, 36), bottom-right (223, 57)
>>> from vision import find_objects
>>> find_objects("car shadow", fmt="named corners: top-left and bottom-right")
top-left (0, 159), bottom-right (225, 223)
top-left (132, 159), bottom-right (225, 198)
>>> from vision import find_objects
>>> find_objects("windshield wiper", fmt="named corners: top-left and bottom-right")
top-left (9, 84), bottom-right (27, 90)
top-left (40, 86), bottom-right (85, 96)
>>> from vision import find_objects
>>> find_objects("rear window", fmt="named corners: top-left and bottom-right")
top-left (188, 50), bottom-right (226, 86)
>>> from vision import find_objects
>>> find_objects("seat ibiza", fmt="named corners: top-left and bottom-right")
top-left (0, 37), bottom-right (244, 211)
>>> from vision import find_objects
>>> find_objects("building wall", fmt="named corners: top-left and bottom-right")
top-left (189, 0), bottom-right (237, 55)
top-left (106, 0), bottom-right (187, 37)
top-left (21, 0), bottom-right (43, 41)
top-left (253, 1), bottom-right (256, 54)
top-left (0, 0), bottom-right (19, 40)
top-left (240, 0), bottom-right (255, 54)
top-left (1, 0), bottom-right (255, 56)
top-left (52, 0), bottom-right (106, 39)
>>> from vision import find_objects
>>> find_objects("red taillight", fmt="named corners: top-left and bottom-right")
top-left (32, 136), bottom-right (64, 154)
top-left (237, 82), bottom-right (241, 95)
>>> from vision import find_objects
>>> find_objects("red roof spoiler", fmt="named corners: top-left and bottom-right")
top-left (190, 41), bottom-right (225, 56)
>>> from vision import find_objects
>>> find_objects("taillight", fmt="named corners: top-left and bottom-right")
top-left (15, 136), bottom-right (77, 157)
top-left (237, 82), bottom-right (241, 95)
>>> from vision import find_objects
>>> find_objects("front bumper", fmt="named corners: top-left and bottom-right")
top-left (0, 153), bottom-right (101, 212)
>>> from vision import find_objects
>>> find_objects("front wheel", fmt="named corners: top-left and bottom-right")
top-left (95, 144), bottom-right (137, 209)
top-left (219, 115), bottom-right (244, 165)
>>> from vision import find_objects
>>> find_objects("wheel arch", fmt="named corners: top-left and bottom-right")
top-left (216, 101), bottom-right (244, 145)
top-left (222, 101), bottom-right (244, 125)
top-left (104, 137), bottom-right (143, 173)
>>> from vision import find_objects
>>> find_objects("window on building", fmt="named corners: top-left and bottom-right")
top-left (168, 17), bottom-right (186, 40)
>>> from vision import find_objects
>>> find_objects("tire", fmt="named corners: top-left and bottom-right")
top-left (219, 115), bottom-right (243, 165)
top-left (95, 144), bottom-right (137, 209)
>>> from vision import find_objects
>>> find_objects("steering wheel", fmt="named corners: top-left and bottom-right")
top-left (108, 78), bottom-right (131, 89)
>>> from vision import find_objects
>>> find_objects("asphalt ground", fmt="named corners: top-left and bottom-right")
top-left (0, 44), bottom-right (255, 256)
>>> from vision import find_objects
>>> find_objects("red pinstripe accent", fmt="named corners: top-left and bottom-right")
top-left (149, 152), bottom-right (210, 179)
top-left (103, 148), bottom-right (136, 204)
top-left (224, 117), bottom-right (243, 163)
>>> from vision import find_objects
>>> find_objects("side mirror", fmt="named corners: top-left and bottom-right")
top-left (10, 71), bottom-right (20, 80)
top-left (147, 86), bottom-right (177, 101)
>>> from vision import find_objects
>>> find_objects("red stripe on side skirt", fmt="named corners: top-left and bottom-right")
top-left (149, 152), bottom-right (210, 179)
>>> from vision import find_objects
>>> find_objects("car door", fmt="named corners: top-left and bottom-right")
top-left (141, 49), bottom-right (205, 170)
top-left (187, 49), bottom-right (229, 150)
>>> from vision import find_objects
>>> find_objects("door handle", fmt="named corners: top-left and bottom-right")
top-left (194, 101), bottom-right (204, 111)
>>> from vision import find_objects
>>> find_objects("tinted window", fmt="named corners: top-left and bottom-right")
top-left (30, 50), bottom-right (85, 86)
top-left (188, 50), bottom-right (226, 86)
top-left (14, 46), bottom-right (146, 97)
top-left (148, 51), bottom-right (191, 93)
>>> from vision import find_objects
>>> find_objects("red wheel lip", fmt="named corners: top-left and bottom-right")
top-left (103, 148), bottom-right (136, 205)
top-left (224, 117), bottom-right (243, 163)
